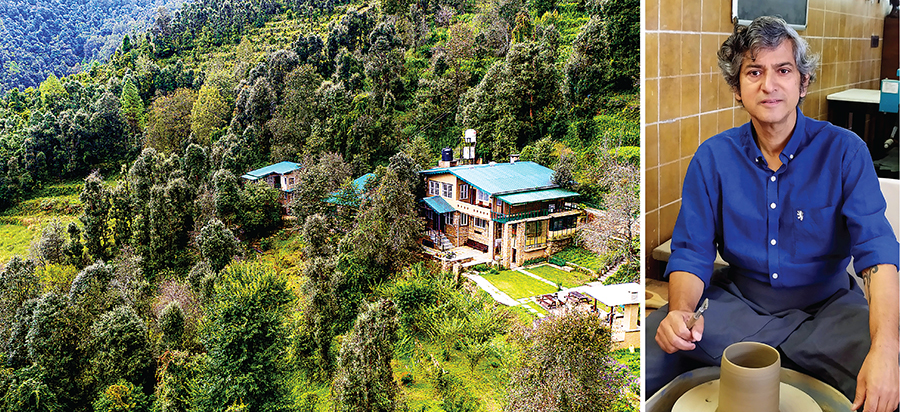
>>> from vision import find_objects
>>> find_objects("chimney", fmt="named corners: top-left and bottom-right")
top-left (509, 154), bottom-right (520, 163)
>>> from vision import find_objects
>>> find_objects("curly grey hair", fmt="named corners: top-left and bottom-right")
top-left (717, 16), bottom-right (819, 104)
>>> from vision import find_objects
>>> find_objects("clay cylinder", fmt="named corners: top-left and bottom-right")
top-left (717, 342), bottom-right (781, 412)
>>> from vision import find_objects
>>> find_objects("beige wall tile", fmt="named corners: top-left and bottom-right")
top-left (683, 0), bottom-right (702, 32)
top-left (659, 161), bottom-right (682, 206)
top-left (646, 123), bottom-right (660, 168)
top-left (700, 73), bottom-right (720, 113)
top-left (647, 33), bottom-right (660, 79)
top-left (647, 166), bottom-right (660, 212)
top-left (660, 34), bottom-right (683, 78)
top-left (660, 0), bottom-right (683, 31)
top-left (680, 115), bottom-right (700, 158)
top-left (647, 0), bottom-right (660, 31)
top-left (659, 201), bottom-right (682, 244)
top-left (700, 112), bottom-right (719, 140)
top-left (660, 77), bottom-right (682, 122)
top-left (682, 34), bottom-right (701, 76)
top-left (659, 120), bottom-right (681, 165)
top-left (681, 75), bottom-right (700, 117)
top-left (647, 78), bottom-right (660, 124)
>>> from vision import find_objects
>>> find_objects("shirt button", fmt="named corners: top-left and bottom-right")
top-left (771, 239), bottom-right (777, 245)
top-left (789, 154), bottom-right (794, 159)
top-left (772, 273), bottom-right (779, 279)
top-left (770, 176), bottom-right (776, 182)
top-left (770, 203), bottom-right (777, 209)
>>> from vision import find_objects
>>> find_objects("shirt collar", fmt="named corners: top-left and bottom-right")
top-left (741, 107), bottom-right (807, 168)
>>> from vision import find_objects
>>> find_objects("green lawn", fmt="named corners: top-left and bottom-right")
top-left (0, 179), bottom-right (88, 265)
top-left (554, 246), bottom-right (606, 272)
top-left (480, 270), bottom-right (558, 299)
top-left (524, 264), bottom-right (595, 289)
top-left (0, 223), bottom-right (36, 263)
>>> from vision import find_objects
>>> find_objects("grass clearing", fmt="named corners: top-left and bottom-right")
top-left (0, 223), bottom-right (37, 263)
top-left (555, 246), bottom-right (605, 272)
top-left (480, 270), bottom-right (557, 299)
top-left (524, 264), bottom-right (594, 288)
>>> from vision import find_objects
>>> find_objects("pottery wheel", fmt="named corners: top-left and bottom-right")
top-left (672, 380), bottom-right (822, 412)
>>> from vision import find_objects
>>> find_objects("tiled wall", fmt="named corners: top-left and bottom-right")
top-left (644, 0), bottom-right (891, 279)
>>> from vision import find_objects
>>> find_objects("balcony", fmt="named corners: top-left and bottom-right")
top-left (491, 203), bottom-right (582, 224)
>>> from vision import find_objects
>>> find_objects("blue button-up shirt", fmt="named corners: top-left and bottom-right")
top-left (666, 108), bottom-right (899, 289)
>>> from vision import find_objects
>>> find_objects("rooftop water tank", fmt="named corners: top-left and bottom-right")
top-left (441, 147), bottom-right (453, 162)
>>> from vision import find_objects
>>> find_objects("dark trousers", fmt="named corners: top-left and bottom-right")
top-left (645, 269), bottom-right (871, 401)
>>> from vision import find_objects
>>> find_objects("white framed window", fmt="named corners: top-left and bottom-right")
top-left (474, 217), bottom-right (487, 229)
top-left (444, 213), bottom-right (453, 225)
top-left (477, 189), bottom-right (489, 203)
top-left (442, 182), bottom-right (453, 198)
top-left (459, 213), bottom-right (469, 226)
top-left (459, 184), bottom-right (469, 200)
top-left (429, 180), bottom-right (440, 196)
top-left (289, 178), bottom-right (295, 186)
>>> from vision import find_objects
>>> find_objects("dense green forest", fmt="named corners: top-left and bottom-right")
top-left (0, 0), bottom-right (640, 409)
top-left (0, 0), bottom-right (187, 92)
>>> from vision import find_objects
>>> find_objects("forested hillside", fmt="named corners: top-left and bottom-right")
top-left (0, 0), bottom-right (640, 409)
top-left (0, 0), bottom-right (186, 91)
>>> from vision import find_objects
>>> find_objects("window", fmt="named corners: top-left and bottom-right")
top-left (459, 184), bottom-right (469, 199)
top-left (550, 216), bottom-right (577, 231)
top-left (442, 182), bottom-right (453, 198)
top-left (474, 217), bottom-right (487, 229)
top-left (548, 203), bottom-right (556, 213)
top-left (288, 178), bottom-right (295, 186)
top-left (459, 213), bottom-right (469, 226)
top-left (429, 180), bottom-right (440, 196)
top-left (525, 221), bottom-right (546, 247)
top-left (444, 213), bottom-right (453, 225)
top-left (477, 189), bottom-right (489, 203)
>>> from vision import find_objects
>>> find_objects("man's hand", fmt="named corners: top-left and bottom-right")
top-left (851, 345), bottom-right (899, 412)
top-left (655, 309), bottom-right (704, 354)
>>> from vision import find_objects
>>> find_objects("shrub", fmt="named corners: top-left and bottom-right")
top-left (522, 257), bottom-right (547, 267)
top-left (197, 219), bottom-right (239, 273)
top-left (3, 377), bottom-right (62, 412)
top-left (154, 350), bottom-right (204, 412)
top-left (603, 261), bottom-right (639, 285)
top-left (89, 305), bottom-right (153, 391)
top-left (193, 263), bottom-right (294, 412)
top-left (400, 372), bottom-right (414, 386)
top-left (92, 380), bottom-right (150, 412)
top-left (69, 260), bottom-right (114, 300)
top-left (159, 301), bottom-right (185, 349)
top-left (0, 256), bottom-right (40, 347)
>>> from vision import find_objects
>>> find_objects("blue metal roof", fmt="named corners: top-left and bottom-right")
top-left (420, 196), bottom-right (455, 214)
top-left (324, 173), bottom-right (376, 205)
top-left (495, 188), bottom-right (580, 205)
top-left (443, 161), bottom-right (556, 195)
top-left (243, 161), bottom-right (301, 179)
top-left (351, 173), bottom-right (376, 191)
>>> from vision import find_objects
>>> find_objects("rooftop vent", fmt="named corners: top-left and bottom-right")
top-left (509, 154), bottom-right (520, 163)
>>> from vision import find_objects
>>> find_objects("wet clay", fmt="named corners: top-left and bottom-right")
top-left (718, 342), bottom-right (781, 412)
top-left (670, 343), bottom-right (824, 412)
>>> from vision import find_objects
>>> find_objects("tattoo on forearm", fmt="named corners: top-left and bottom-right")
top-left (861, 266), bottom-right (878, 296)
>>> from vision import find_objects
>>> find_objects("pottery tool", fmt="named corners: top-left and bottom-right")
top-left (685, 298), bottom-right (708, 330)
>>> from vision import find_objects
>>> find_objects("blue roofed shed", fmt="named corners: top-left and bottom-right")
top-left (241, 161), bottom-right (302, 180)
top-left (324, 173), bottom-right (376, 205)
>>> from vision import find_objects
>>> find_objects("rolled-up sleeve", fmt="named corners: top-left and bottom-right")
top-left (842, 145), bottom-right (900, 272)
top-left (665, 153), bottom-right (720, 287)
